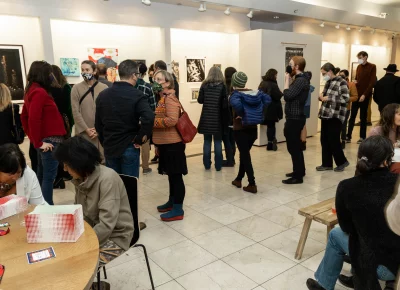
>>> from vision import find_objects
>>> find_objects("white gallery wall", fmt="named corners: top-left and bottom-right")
top-left (171, 29), bottom-right (239, 128)
top-left (0, 15), bottom-right (45, 71)
top-left (239, 29), bottom-right (323, 145)
top-left (51, 19), bottom-right (166, 84)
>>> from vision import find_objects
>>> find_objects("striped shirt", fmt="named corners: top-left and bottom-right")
top-left (153, 91), bottom-right (183, 145)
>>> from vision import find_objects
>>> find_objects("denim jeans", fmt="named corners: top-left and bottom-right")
top-left (106, 145), bottom-right (140, 178)
top-left (222, 128), bottom-right (236, 163)
top-left (203, 134), bottom-right (223, 170)
top-left (315, 227), bottom-right (395, 290)
top-left (36, 141), bottom-right (59, 205)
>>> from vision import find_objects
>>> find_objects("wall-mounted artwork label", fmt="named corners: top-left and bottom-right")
top-left (191, 88), bottom-right (200, 103)
top-left (60, 58), bottom-right (80, 77)
top-left (186, 58), bottom-right (205, 83)
top-left (88, 48), bottom-right (119, 82)
top-left (171, 60), bottom-right (180, 83)
top-left (0, 45), bottom-right (26, 102)
top-left (285, 47), bottom-right (304, 68)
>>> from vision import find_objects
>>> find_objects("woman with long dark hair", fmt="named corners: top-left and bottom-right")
top-left (197, 66), bottom-right (228, 171)
top-left (259, 69), bottom-right (283, 151)
top-left (369, 103), bottom-right (400, 144)
top-left (21, 61), bottom-right (66, 205)
top-left (71, 60), bottom-right (107, 154)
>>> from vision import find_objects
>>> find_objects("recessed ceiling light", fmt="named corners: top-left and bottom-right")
top-left (247, 10), bottom-right (253, 19)
top-left (224, 7), bottom-right (231, 16)
top-left (274, 16), bottom-right (280, 19)
top-left (379, 12), bottom-right (388, 18)
top-left (346, 26), bottom-right (351, 31)
top-left (198, 3), bottom-right (206, 12)
top-left (141, 0), bottom-right (151, 6)
top-left (335, 24), bottom-right (340, 29)
top-left (320, 22), bottom-right (325, 28)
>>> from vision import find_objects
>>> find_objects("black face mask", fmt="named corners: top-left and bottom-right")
top-left (286, 65), bottom-right (293, 74)
top-left (149, 77), bottom-right (154, 84)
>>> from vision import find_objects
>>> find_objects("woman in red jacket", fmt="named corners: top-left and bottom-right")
top-left (21, 61), bottom-right (66, 205)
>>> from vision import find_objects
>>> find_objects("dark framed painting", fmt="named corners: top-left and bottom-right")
top-left (0, 45), bottom-right (27, 102)
top-left (351, 62), bottom-right (359, 82)
top-left (186, 58), bottom-right (206, 83)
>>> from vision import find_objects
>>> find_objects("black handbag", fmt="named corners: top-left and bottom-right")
top-left (10, 105), bottom-right (25, 144)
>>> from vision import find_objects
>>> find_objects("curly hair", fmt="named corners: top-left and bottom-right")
top-left (378, 103), bottom-right (400, 138)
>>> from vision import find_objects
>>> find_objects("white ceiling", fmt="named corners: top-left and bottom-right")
top-left (364, 0), bottom-right (400, 7)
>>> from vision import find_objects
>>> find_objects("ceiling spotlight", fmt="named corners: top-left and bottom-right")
top-left (335, 24), bottom-right (340, 29)
top-left (224, 7), bottom-right (231, 16)
top-left (379, 12), bottom-right (388, 18)
top-left (320, 22), bottom-right (325, 28)
top-left (247, 10), bottom-right (253, 19)
top-left (371, 29), bottom-right (376, 34)
top-left (141, 0), bottom-right (151, 6)
top-left (358, 28), bottom-right (363, 32)
top-left (346, 26), bottom-right (351, 31)
top-left (198, 3), bottom-right (206, 12)
top-left (274, 16), bottom-right (280, 19)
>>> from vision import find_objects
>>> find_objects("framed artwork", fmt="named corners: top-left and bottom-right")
top-left (351, 62), bottom-right (359, 82)
top-left (213, 64), bottom-right (222, 70)
top-left (285, 47), bottom-right (303, 68)
top-left (171, 60), bottom-right (180, 83)
top-left (0, 45), bottom-right (26, 102)
top-left (191, 88), bottom-right (200, 103)
top-left (88, 48), bottom-right (119, 82)
top-left (186, 58), bottom-right (206, 83)
top-left (60, 58), bottom-right (80, 77)
top-left (132, 59), bottom-right (146, 66)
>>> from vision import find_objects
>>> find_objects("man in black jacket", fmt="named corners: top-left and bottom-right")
top-left (154, 60), bottom-right (179, 99)
top-left (373, 64), bottom-right (400, 112)
top-left (95, 59), bottom-right (154, 178)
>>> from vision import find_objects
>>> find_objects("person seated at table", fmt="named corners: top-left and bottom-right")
top-left (368, 103), bottom-right (400, 173)
top-left (306, 135), bottom-right (400, 290)
top-left (54, 136), bottom-right (134, 268)
top-left (0, 143), bottom-right (46, 205)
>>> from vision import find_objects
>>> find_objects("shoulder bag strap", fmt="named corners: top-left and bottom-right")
top-left (11, 104), bottom-right (16, 127)
top-left (79, 81), bottom-right (99, 106)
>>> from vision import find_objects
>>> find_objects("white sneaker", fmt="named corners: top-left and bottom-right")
top-left (143, 168), bottom-right (153, 175)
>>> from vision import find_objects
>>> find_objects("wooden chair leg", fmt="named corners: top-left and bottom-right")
top-left (327, 225), bottom-right (335, 241)
top-left (295, 217), bottom-right (312, 260)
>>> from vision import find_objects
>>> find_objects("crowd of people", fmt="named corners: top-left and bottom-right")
top-left (0, 50), bottom-right (400, 289)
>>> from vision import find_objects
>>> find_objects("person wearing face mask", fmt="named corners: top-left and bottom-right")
top-left (21, 61), bottom-right (66, 205)
top-left (95, 60), bottom-right (154, 178)
top-left (0, 143), bottom-right (47, 205)
top-left (259, 69), bottom-right (283, 151)
top-left (346, 51), bottom-right (377, 144)
top-left (318, 63), bottom-right (350, 173)
top-left (338, 70), bottom-right (358, 150)
top-left (71, 60), bottom-right (108, 154)
top-left (282, 56), bottom-right (310, 184)
top-left (153, 70), bottom-right (188, 222)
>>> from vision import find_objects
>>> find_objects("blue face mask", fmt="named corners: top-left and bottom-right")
top-left (81, 73), bottom-right (94, 81)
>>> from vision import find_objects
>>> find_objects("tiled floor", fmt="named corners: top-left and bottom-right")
top-left (44, 128), bottom-right (367, 290)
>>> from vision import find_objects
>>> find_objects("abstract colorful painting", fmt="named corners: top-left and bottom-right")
top-left (88, 48), bottom-right (119, 82)
top-left (60, 58), bottom-right (80, 77)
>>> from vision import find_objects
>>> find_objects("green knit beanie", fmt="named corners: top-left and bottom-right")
top-left (231, 72), bottom-right (248, 88)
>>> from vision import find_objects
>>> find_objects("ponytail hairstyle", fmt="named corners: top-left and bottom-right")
top-left (334, 67), bottom-right (341, 75)
top-left (356, 135), bottom-right (394, 174)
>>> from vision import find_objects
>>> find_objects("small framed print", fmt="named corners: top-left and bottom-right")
top-left (191, 88), bottom-right (200, 103)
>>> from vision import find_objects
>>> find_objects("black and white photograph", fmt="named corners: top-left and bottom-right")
top-left (285, 47), bottom-right (304, 68)
top-left (186, 58), bottom-right (206, 83)
top-left (191, 88), bottom-right (200, 103)
top-left (0, 45), bottom-right (26, 102)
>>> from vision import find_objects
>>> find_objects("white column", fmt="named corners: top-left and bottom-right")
top-left (39, 16), bottom-right (55, 64)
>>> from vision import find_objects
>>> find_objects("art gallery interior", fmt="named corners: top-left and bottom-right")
top-left (2, 0), bottom-right (400, 289)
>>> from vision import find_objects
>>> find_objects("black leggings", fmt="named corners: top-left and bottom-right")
top-left (234, 129), bottom-right (258, 185)
top-left (168, 174), bottom-right (185, 204)
top-left (264, 120), bottom-right (277, 142)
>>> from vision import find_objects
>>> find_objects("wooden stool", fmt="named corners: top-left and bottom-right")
top-left (295, 198), bottom-right (338, 260)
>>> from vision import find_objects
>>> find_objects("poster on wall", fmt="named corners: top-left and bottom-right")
top-left (60, 58), bottom-right (80, 77)
top-left (191, 88), bottom-right (200, 103)
top-left (351, 62), bottom-right (359, 82)
top-left (171, 60), bottom-right (180, 83)
top-left (0, 45), bottom-right (26, 102)
top-left (88, 48), bottom-right (119, 82)
top-left (285, 47), bottom-right (304, 68)
top-left (186, 58), bottom-right (206, 83)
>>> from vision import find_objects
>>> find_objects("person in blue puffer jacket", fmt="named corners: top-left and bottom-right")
top-left (229, 72), bottom-right (271, 194)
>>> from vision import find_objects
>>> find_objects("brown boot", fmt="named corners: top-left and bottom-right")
top-left (243, 184), bottom-right (257, 194)
top-left (232, 179), bottom-right (242, 188)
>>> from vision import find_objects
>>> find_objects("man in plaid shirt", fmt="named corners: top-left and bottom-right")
top-left (135, 63), bottom-right (156, 175)
top-left (318, 63), bottom-right (350, 173)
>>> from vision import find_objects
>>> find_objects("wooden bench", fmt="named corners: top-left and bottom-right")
top-left (295, 197), bottom-right (338, 260)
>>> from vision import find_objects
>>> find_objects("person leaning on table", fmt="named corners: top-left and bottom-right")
top-left (54, 136), bottom-right (134, 272)
top-left (0, 143), bottom-right (47, 205)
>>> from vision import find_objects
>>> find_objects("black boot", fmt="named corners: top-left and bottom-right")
top-left (53, 177), bottom-right (65, 189)
top-left (222, 149), bottom-right (235, 167)
top-left (273, 138), bottom-right (278, 151)
top-left (306, 279), bottom-right (326, 290)
top-left (338, 274), bottom-right (354, 289)
top-left (266, 142), bottom-right (273, 151)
